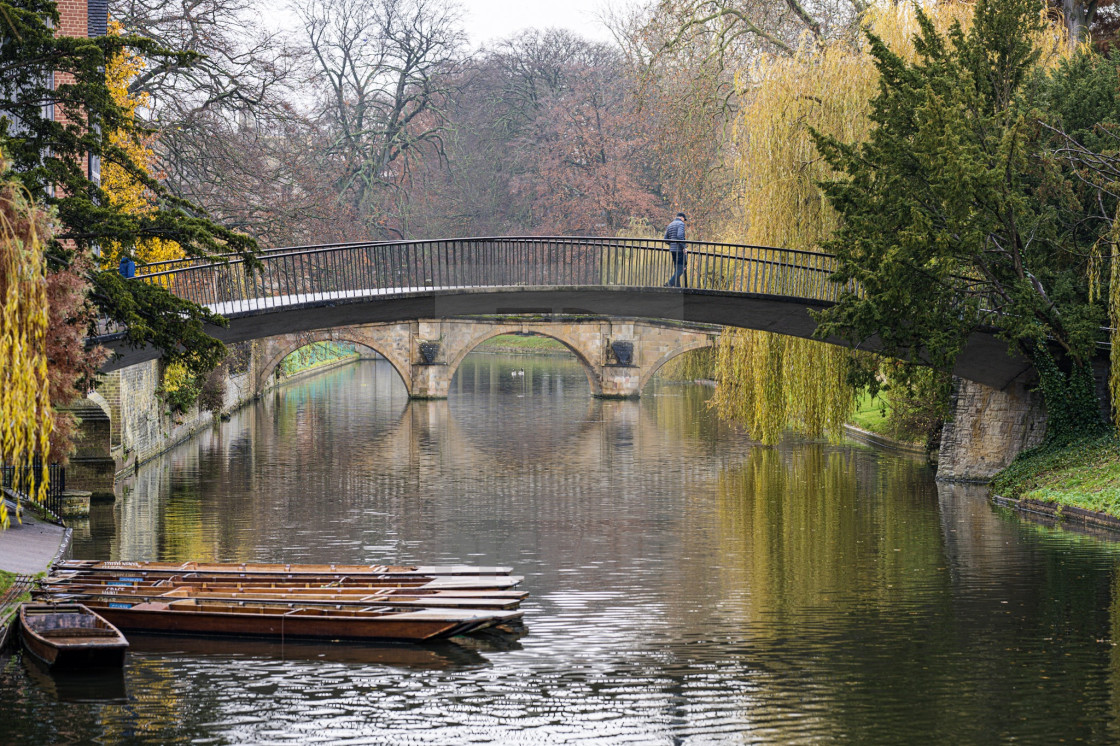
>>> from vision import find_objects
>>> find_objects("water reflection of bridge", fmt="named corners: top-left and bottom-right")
top-left (72, 362), bottom-right (1120, 743)
top-left (89, 359), bottom-right (731, 559)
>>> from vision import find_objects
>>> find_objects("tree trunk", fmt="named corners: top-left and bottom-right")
top-left (1062, 0), bottom-right (1095, 46)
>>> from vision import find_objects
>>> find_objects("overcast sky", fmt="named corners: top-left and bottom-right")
top-left (459, 0), bottom-right (617, 48)
top-left (268, 1), bottom-right (624, 49)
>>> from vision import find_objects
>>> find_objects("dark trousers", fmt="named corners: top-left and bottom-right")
top-left (667, 250), bottom-right (687, 287)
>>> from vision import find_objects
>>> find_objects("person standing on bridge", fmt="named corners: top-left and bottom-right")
top-left (664, 212), bottom-right (687, 287)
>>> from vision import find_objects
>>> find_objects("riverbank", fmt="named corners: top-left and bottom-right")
top-left (842, 392), bottom-right (930, 456)
top-left (990, 434), bottom-right (1120, 519)
top-left (0, 499), bottom-right (70, 575)
top-left (474, 334), bottom-right (570, 356)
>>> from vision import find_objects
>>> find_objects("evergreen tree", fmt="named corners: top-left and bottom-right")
top-left (0, 0), bottom-right (257, 377)
top-left (813, 0), bottom-right (1108, 444)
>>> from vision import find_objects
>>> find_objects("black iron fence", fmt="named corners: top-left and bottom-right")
top-left (132, 237), bottom-right (854, 314)
top-left (2, 461), bottom-right (65, 522)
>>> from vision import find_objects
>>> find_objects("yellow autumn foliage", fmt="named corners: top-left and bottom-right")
top-left (712, 2), bottom-right (1068, 445)
top-left (100, 21), bottom-right (183, 268)
top-left (0, 157), bottom-right (53, 529)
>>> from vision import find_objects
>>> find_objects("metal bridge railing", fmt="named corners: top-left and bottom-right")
top-left (133, 237), bottom-right (854, 314)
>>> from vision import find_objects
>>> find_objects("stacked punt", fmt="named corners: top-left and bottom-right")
top-left (34, 560), bottom-right (528, 642)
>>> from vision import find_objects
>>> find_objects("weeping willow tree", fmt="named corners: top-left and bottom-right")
top-left (0, 160), bottom-right (52, 529)
top-left (657, 347), bottom-right (716, 382)
top-left (1113, 247), bottom-right (1120, 427)
top-left (712, 3), bottom-right (979, 445)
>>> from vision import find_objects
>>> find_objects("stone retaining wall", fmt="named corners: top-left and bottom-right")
top-left (936, 379), bottom-right (1046, 482)
top-left (106, 359), bottom-right (256, 473)
top-left (936, 359), bottom-right (1111, 483)
top-left (75, 342), bottom-right (360, 493)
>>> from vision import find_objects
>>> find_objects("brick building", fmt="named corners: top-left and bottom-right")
top-left (52, 0), bottom-right (110, 182)
top-left (55, 0), bottom-right (109, 43)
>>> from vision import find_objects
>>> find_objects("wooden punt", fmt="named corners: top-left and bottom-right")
top-left (47, 571), bottom-right (523, 591)
top-left (42, 573), bottom-right (528, 600)
top-left (56, 560), bottom-right (513, 576)
top-left (37, 585), bottom-right (526, 610)
top-left (81, 598), bottom-right (523, 642)
top-left (19, 604), bottom-right (129, 670)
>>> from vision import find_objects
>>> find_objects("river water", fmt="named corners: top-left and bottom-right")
top-left (5, 353), bottom-right (1120, 744)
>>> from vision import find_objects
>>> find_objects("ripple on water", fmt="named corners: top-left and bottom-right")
top-left (28, 358), bottom-right (1120, 744)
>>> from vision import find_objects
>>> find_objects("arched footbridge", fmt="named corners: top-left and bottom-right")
top-left (100, 236), bottom-right (1033, 389)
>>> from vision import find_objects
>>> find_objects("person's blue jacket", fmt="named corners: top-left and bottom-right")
top-left (119, 256), bottom-right (136, 278)
top-left (664, 218), bottom-right (686, 252)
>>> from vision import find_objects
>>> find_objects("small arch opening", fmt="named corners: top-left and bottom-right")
top-left (276, 341), bottom-right (362, 379)
top-left (449, 332), bottom-right (595, 398)
top-left (267, 340), bottom-right (409, 397)
top-left (642, 345), bottom-right (717, 396)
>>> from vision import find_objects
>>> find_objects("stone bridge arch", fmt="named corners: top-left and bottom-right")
top-left (240, 318), bottom-right (721, 402)
top-left (638, 338), bottom-right (720, 393)
top-left (442, 325), bottom-right (603, 397)
top-left (409, 318), bottom-right (718, 399)
top-left (254, 326), bottom-right (413, 397)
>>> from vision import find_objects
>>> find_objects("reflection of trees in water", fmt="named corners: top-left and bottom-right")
top-left (715, 446), bottom-right (945, 627)
top-left (1110, 569), bottom-right (1120, 741)
top-left (83, 361), bottom-right (411, 562)
top-left (96, 355), bottom-right (704, 563)
top-left (642, 378), bottom-right (730, 446)
top-left (5, 654), bottom-right (192, 741)
top-left (711, 450), bottom-right (1120, 743)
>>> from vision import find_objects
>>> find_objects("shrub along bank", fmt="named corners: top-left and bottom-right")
top-left (990, 435), bottom-right (1120, 518)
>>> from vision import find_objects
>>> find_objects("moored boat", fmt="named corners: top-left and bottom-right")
top-left (37, 585), bottom-right (526, 610)
top-left (46, 570), bottom-right (523, 590)
top-left (19, 604), bottom-right (129, 670)
top-left (82, 598), bottom-right (523, 642)
top-left (38, 579), bottom-right (529, 603)
top-left (55, 559), bottom-right (513, 576)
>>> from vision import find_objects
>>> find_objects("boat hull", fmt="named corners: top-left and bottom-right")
top-left (22, 635), bottom-right (128, 670)
top-left (47, 571), bottom-right (523, 590)
top-left (39, 587), bottom-right (525, 610)
top-left (19, 605), bottom-right (129, 671)
top-left (56, 560), bottom-right (513, 576)
top-left (86, 601), bottom-right (522, 642)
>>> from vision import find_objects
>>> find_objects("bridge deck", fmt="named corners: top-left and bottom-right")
top-left (100, 237), bottom-right (1033, 388)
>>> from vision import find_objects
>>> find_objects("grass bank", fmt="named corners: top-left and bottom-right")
top-left (280, 342), bottom-right (360, 376)
top-left (850, 392), bottom-right (889, 434)
top-left (474, 334), bottom-right (569, 355)
top-left (990, 434), bottom-right (1120, 517)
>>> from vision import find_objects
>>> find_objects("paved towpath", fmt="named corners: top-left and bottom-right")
top-left (0, 500), bottom-right (69, 575)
